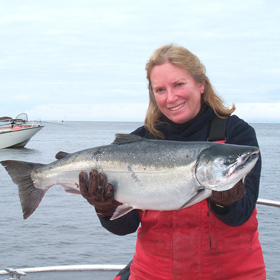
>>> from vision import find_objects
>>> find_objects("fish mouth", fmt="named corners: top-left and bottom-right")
top-left (227, 149), bottom-right (259, 185)
top-left (169, 102), bottom-right (186, 111)
top-left (235, 150), bottom-right (259, 172)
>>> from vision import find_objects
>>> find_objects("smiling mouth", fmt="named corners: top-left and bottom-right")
top-left (169, 102), bottom-right (186, 111)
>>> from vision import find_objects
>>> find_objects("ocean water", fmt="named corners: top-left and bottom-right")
top-left (0, 121), bottom-right (279, 280)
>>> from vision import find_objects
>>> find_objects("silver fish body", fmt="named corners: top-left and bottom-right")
top-left (1, 134), bottom-right (259, 220)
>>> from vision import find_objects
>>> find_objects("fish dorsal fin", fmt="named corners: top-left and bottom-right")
top-left (112, 134), bottom-right (145, 145)
top-left (55, 151), bottom-right (69, 159)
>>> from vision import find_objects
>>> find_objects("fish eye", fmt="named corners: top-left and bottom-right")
top-left (225, 157), bottom-right (235, 165)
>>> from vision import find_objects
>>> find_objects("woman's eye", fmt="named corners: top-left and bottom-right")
top-left (155, 88), bottom-right (164, 93)
top-left (176, 82), bottom-right (184, 87)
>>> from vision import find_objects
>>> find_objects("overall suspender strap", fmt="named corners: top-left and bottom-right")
top-left (207, 115), bottom-right (229, 209)
top-left (208, 115), bottom-right (228, 143)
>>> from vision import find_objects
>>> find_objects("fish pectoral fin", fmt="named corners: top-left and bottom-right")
top-left (62, 184), bottom-right (81, 195)
top-left (110, 204), bottom-right (134, 220)
top-left (65, 189), bottom-right (81, 195)
top-left (177, 189), bottom-right (212, 210)
top-left (112, 134), bottom-right (145, 145)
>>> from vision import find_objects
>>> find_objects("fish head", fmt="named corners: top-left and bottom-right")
top-left (195, 143), bottom-right (259, 191)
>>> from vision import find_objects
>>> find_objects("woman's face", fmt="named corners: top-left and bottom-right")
top-left (150, 62), bottom-right (205, 124)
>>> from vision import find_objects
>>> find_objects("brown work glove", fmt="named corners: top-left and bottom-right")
top-left (210, 180), bottom-right (246, 207)
top-left (79, 170), bottom-right (121, 218)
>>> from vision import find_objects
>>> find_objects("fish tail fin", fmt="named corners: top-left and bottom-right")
top-left (1, 160), bottom-right (45, 219)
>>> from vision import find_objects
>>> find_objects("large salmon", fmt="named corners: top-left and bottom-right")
top-left (1, 134), bottom-right (259, 220)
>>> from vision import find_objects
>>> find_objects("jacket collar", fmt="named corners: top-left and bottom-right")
top-left (155, 103), bottom-right (216, 140)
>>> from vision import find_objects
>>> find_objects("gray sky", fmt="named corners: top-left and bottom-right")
top-left (1, 0), bottom-right (279, 122)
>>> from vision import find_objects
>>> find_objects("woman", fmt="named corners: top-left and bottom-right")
top-left (79, 44), bottom-right (266, 279)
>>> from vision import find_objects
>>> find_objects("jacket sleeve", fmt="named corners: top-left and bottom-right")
top-left (210, 115), bottom-right (261, 226)
top-left (99, 210), bottom-right (140, 235)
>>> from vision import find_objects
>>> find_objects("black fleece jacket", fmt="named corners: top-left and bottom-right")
top-left (99, 105), bottom-right (261, 234)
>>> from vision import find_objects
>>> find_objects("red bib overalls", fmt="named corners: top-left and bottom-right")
top-left (129, 201), bottom-right (266, 280)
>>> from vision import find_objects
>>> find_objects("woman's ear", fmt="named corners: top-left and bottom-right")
top-left (199, 81), bottom-right (205, 94)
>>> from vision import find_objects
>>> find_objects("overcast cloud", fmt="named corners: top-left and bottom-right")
top-left (1, 0), bottom-right (279, 122)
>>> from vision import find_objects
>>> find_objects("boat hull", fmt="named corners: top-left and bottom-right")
top-left (0, 126), bottom-right (44, 149)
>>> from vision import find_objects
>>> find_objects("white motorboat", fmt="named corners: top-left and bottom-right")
top-left (0, 113), bottom-right (44, 149)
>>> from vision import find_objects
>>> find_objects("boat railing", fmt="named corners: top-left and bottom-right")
top-left (0, 265), bottom-right (125, 279)
top-left (256, 198), bottom-right (280, 207)
top-left (0, 119), bottom-right (43, 132)
top-left (20, 119), bottom-right (43, 129)
top-left (2, 268), bottom-right (26, 280)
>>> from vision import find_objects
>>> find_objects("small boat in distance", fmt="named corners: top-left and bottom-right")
top-left (0, 113), bottom-right (44, 149)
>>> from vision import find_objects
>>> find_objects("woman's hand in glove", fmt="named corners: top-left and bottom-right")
top-left (210, 180), bottom-right (246, 207)
top-left (79, 170), bottom-right (121, 218)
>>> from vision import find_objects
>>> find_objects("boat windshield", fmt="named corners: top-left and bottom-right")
top-left (15, 113), bottom-right (28, 122)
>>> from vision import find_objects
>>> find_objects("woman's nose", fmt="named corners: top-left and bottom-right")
top-left (166, 88), bottom-right (177, 103)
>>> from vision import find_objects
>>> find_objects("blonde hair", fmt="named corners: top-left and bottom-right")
top-left (144, 44), bottom-right (235, 138)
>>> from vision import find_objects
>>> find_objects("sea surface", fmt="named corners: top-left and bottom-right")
top-left (0, 121), bottom-right (279, 280)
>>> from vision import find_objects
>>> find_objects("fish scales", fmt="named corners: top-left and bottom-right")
top-left (37, 141), bottom-right (201, 209)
